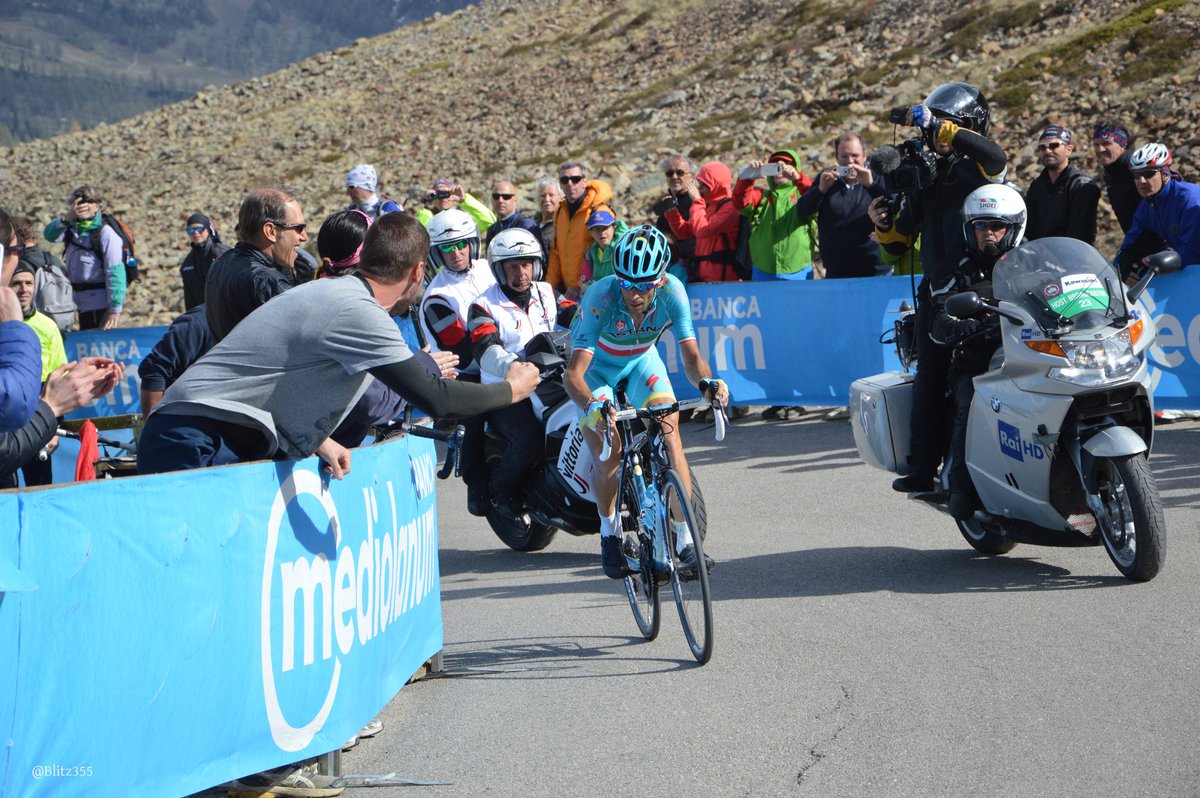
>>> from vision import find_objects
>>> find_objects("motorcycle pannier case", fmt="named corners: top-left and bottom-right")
top-left (849, 371), bottom-right (914, 474)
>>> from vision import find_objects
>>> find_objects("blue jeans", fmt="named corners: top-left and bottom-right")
top-left (137, 412), bottom-right (270, 475)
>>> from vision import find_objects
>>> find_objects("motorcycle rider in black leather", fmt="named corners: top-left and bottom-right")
top-left (929, 184), bottom-right (1028, 519)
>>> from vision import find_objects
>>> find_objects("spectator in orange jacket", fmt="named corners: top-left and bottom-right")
top-left (664, 160), bottom-right (742, 283)
top-left (545, 161), bottom-right (612, 300)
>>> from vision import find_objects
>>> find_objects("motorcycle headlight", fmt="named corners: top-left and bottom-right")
top-left (1047, 330), bottom-right (1140, 386)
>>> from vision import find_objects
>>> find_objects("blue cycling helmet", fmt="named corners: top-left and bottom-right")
top-left (612, 224), bottom-right (670, 282)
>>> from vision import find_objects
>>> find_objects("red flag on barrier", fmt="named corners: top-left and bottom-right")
top-left (75, 419), bottom-right (99, 482)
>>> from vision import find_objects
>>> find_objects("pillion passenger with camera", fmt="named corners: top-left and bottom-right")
top-left (865, 81), bottom-right (1008, 495)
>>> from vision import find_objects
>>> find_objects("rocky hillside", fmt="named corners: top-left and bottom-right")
top-left (2, 0), bottom-right (1197, 326)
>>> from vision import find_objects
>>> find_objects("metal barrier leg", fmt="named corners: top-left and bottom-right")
top-left (314, 748), bottom-right (342, 777)
top-left (429, 649), bottom-right (444, 674)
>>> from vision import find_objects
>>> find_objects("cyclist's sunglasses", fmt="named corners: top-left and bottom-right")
top-left (617, 277), bottom-right (660, 292)
top-left (438, 240), bottom-right (470, 253)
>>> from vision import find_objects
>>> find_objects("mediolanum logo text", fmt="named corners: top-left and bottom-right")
top-left (260, 459), bottom-right (437, 751)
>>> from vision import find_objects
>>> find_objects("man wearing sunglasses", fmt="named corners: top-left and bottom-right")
top-left (565, 225), bottom-right (729, 579)
top-left (425, 178), bottom-right (496, 242)
top-left (1025, 125), bottom-right (1100, 244)
top-left (179, 212), bottom-right (230, 311)
top-left (420, 209), bottom-right (497, 512)
top-left (929, 184), bottom-right (1027, 519)
top-left (1114, 142), bottom-right (1200, 284)
top-left (484, 180), bottom-right (541, 248)
top-left (546, 161), bottom-right (613, 301)
top-left (204, 187), bottom-right (309, 343)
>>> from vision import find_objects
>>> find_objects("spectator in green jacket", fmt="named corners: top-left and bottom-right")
top-left (732, 149), bottom-right (818, 280)
top-left (425, 178), bottom-right (496, 238)
top-left (579, 206), bottom-right (628, 292)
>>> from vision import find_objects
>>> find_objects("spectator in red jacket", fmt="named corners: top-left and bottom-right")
top-left (665, 160), bottom-right (742, 283)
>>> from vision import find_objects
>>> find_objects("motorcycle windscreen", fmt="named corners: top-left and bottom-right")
top-left (993, 237), bottom-right (1128, 336)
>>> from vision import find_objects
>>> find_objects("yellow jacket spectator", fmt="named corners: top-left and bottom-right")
top-left (10, 262), bottom-right (67, 379)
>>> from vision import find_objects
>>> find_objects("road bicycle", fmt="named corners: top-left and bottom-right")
top-left (599, 388), bottom-right (727, 664)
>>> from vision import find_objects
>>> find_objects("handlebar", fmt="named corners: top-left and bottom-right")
top-left (373, 420), bottom-right (465, 479)
top-left (598, 396), bottom-right (727, 462)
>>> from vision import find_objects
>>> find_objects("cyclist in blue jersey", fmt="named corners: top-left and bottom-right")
top-left (564, 225), bottom-right (730, 579)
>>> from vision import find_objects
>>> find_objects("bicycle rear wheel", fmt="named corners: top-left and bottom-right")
top-left (663, 468), bottom-right (713, 664)
top-left (620, 462), bottom-right (659, 639)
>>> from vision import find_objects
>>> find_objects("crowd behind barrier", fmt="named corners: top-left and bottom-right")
top-left (50, 274), bottom-right (1200, 432)
top-left (0, 437), bottom-right (442, 797)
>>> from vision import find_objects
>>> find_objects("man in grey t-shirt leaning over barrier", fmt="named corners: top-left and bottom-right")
top-left (137, 212), bottom-right (541, 478)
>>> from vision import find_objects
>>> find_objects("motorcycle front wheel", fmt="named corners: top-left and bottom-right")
top-left (1092, 454), bottom-right (1165, 582)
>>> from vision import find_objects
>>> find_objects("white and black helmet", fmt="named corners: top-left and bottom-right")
top-left (961, 184), bottom-right (1026, 256)
top-left (487, 228), bottom-right (544, 284)
top-left (427, 208), bottom-right (480, 271)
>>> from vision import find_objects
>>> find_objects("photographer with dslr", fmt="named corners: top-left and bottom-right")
top-left (866, 82), bottom-right (1008, 494)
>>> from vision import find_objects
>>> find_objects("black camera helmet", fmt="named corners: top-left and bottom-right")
top-left (923, 82), bottom-right (991, 137)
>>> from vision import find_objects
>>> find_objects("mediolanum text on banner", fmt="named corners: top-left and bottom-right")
top-left (0, 436), bottom-right (442, 798)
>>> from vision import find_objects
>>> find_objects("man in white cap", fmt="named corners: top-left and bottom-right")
top-left (345, 164), bottom-right (402, 220)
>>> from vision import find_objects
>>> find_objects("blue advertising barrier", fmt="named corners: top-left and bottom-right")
top-left (655, 273), bottom-right (1200, 409)
top-left (0, 437), bottom-right (442, 797)
top-left (49, 278), bottom-right (1200, 425)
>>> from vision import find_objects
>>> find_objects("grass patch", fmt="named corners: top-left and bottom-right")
top-left (587, 10), bottom-right (623, 36)
top-left (622, 9), bottom-right (654, 33)
top-left (994, 0), bottom-right (1192, 105)
top-left (940, 1), bottom-right (1072, 57)
top-left (502, 39), bottom-right (549, 58)
top-left (1118, 30), bottom-right (1195, 86)
top-left (811, 105), bottom-right (854, 129)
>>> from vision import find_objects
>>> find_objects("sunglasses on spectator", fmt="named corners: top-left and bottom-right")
top-left (617, 277), bottom-right (660, 292)
top-left (186, 225), bottom-right (206, 233)
top-left (1131, 170), bottom-right (1160, 181)
top-left (972, 221), bottom-right (1010, 232)
top-left (438, 240), bottom-right (470, 253)
top-left (5, 241), bottom-right (28, 257)
top-left (491, 192), bottom-right (515, 200)
top-left (559, 175), bottom-right (585, 185)
top-left (664, 169), bottom-right (688, 178)
top-left (73, 197), bottom-right (99, 204)
top-left (269, 220), bottom-right (307, 233)
top-left (1035, 141), bottom-right (1063, 152)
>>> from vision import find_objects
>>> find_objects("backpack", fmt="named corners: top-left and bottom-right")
top-left (20, 249), bottom-right (77, 333)
top-left (64, 212), bottom-right (140, 286)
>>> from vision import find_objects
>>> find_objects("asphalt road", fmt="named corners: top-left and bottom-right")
top-left (344, 413), bottom-right (1200, 798)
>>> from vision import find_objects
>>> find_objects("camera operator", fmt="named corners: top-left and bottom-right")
top-left (866, 82), bottom-right (1008, 494)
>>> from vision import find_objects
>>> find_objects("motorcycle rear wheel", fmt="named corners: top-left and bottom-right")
top-left (486, 508), bottom-right (557, 552)
top-left (956, 514), bottom-right (1017, 555)
top-left (1093, 454), bottom-right (1165, 582)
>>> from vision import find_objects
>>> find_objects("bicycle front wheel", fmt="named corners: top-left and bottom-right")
top-left (620, 462), bottom-right (659, 640)
top-left (663, 468), bottom-right (713, 664)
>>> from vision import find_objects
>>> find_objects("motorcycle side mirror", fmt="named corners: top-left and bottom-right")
top-left (1147, 249), bottom-right (1182, 275)
top-left (1126, 250), bottom-right (1182, 303)
top-left (944, 292), bottom-right (983, 319)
